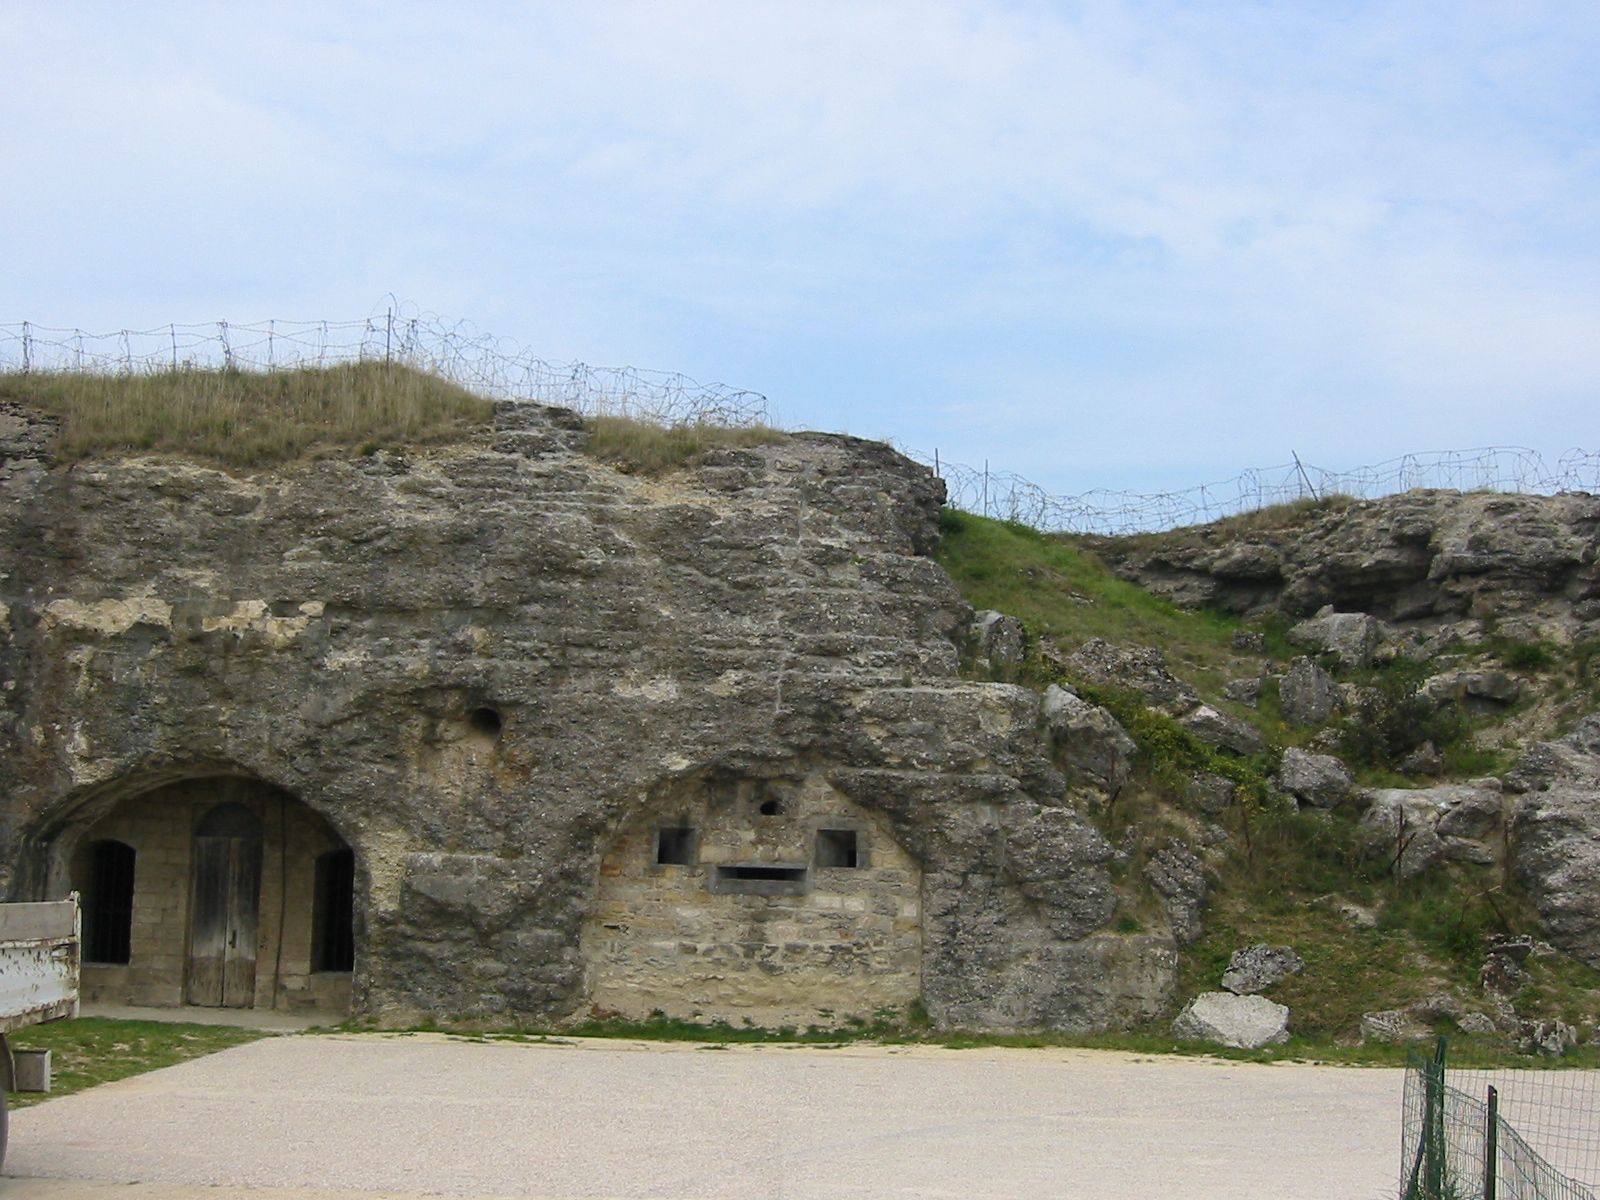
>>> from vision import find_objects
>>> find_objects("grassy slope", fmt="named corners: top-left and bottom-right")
top-left (935, 509), bottom-right (1600, 1055)
top-left (934, 510), bottom-right (1262, 690)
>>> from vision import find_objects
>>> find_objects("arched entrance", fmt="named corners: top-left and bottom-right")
top-left (582, 769), bottom-right (922, 1028)
top-left (67, 776), bottom-right (354, 1016)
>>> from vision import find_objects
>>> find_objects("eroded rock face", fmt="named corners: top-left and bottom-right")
top-left (0, 402), bottom-right (1164, 1032)
top-left (1358, 783), bottom-right (1505, 877)
top-left (1086, 489), bottom-right (1600, 637)
top-left (1511, 716), bottom-right (1600, 969)
top-left (1280, 657), bottom-right (1340, 727)
top-left (1063, 639), bottom-right (1200, 715)
top-left (1041, 684), bottom-right (1137, 794)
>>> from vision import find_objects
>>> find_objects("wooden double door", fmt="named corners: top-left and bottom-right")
top-left (186, 802), bottom-right (263, 1008)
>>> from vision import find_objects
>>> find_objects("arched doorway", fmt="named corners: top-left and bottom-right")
top-left (581, 769), bottom-right (923, 1028)
top-left (66, 776), bottom-right (355, 1016)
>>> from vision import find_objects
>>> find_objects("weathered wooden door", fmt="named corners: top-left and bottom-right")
top-left (187, 803), bottom-right (263, 1008)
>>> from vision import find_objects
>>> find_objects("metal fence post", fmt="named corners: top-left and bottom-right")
top-left (1484, 1085), bottom-right (1497, 1200)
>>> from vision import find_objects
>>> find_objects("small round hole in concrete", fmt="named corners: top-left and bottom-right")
top-left (758, 799), bottom-right (781, 816)
top-left (469, 707), bottom-right (503, 738)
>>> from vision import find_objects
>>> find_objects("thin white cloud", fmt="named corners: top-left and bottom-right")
top-left (0, 0), bottom-right (1595, 489)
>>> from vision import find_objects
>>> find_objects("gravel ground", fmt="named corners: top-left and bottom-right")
top-left (4, 1033), bottom-right (1403, 1199)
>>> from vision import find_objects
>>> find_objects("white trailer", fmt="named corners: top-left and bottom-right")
top-left (0, 897), bottom-right (80, 1168)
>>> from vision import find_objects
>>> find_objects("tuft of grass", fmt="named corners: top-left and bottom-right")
top-left (0, 363), bottom-right (495, 467)
top-left (582, 415), bottom-right (788, 475)
top-left (1499, 640), bottom-right (1557, 672)
top-left (6, 1017), bottom-right (271, 1107)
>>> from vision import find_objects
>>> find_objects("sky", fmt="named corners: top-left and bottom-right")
top-left (1, 1), bottom-right (1597, 495)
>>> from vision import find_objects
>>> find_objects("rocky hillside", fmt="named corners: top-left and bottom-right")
top-left (939, 497), bottom-right (1600, 1058)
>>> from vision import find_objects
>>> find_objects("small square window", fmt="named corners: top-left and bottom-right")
top-left (656, 827), bottom-right (697, 866)
top-left (815, 829), bottom-right (859, 869)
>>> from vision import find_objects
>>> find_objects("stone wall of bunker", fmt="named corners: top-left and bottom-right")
top-left (582, 773), bottom-right (922, 1027)
top-left (71, 778), bottom-right (351, 1014)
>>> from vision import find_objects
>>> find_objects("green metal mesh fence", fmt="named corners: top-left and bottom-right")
top-left (1403, 1040), bottom-right (1600, 1200)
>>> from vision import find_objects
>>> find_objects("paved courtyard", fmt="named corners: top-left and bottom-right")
top-left (4, 1033), bottom-right (1403, 1199)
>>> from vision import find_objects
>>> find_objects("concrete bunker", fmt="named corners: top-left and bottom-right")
top-left (63, 776), bottom-right (355, 1016)
top-left (582, 769), bottom-right (922, 1028)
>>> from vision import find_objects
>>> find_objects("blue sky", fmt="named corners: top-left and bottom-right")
top-left (2, 2), bottom-right (1597, 494)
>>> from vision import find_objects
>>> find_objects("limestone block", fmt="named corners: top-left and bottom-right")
top-left (1361, 1010), bottom-right (1431, 1044)
top-left (1286, 610), bottom-right (1382, 670)
top-left (1280, 657), bottom-right (1339, 727)
top-left (1220, 944), bottom-right (1304, 995)
top-left (1179, 705), bottom-right (1267, 756)
top-left (972, 610), bottom-right (1026, 666)
top-left (1273, 748), bottom-right (1355, 809)
top-left (1041, 684), bottom-right (1137, 793)
top-left (1064, 638), bottom-right (1200, 716)
top-left (1171, 992), bottom-right (1290, 1049)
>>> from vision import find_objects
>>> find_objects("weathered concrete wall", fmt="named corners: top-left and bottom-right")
top-left (583, 770), bottom-right (921, 1027)
top-left (0, 400), bottom-right (1170, 1031)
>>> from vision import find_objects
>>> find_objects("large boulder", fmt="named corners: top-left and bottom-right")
top-left (1221, 944), bottom-right (1304, 994)
top-left (1510, 716), bottom-right (1600, 968)
top-left (1003, 805), bottom-right (1119, 941)
top-left (1064, 639), bottom-right (1200, 716)
top-left (1171, 992), bottom-right (1290, 1049)
top-left (1420, 669), bottom-right (1521, 708)
top-left (1280, 657), bottom-right (1340, 727)
top-left (1286, 609), bottom-right (1382, 670)
top-left (1274, 748), bottom-right (1355, 809)
top-left (1041, 684), bottom-right (1137, 794)
top-left (1178, 705), bottom-right (1268, 756)
top-left (1358, 782), bottom-right (1505, 877)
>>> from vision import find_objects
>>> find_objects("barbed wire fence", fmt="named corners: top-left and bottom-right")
top-left (3, 308), bottom-right (1595, 537)
top-left (0, 308), bottom-right (773, 429)
top-left (913, 446), bottom-right (1600, 537)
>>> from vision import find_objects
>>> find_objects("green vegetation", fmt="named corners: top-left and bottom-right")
top-left (0, 363), bottom-right (496, 467)
top-left (581, 414), bottom-right (788, 475)
top-left (5, 1017), bottom-right (271, 1108)
top-left (934, 505), bottom-right (1600, 1057)
top-left (1499, 640), bottom-right (1557, 672)
top-left (934, 510), bottom-right (1277, 695)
